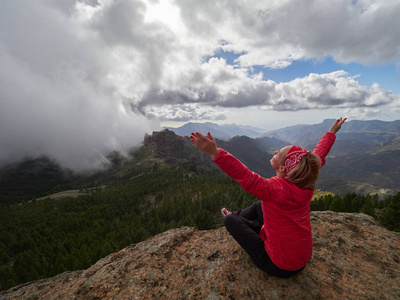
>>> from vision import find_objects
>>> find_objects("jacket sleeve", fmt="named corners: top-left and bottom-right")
top-left (212, 148), bottom-right (273, 201)
top-left (312, 132), bottom-right (336, 167)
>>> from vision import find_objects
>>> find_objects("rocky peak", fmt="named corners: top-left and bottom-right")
top-left (143, 129), bottom-right (196, 163)
top-left (1, 211), bottom-right (399, 299)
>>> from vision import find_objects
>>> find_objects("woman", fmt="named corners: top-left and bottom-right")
top-left (190, 118), bottom-right (346, 278)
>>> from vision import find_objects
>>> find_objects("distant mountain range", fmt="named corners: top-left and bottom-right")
top-left (165, 122), bottom-right (265, 139)
top-left (266, 119), bottom-right (400, 146)
top-left (157, 127), bottom-right (400, 196)
top-left (1, 119), bottom-right (400, 205)
top-left (166, 119), bottom-right (400, 146)
top-left (164, 119), bottom-right (400, 197)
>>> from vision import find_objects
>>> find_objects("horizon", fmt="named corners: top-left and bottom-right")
top-left (162, 117), bottom-right (400, 132)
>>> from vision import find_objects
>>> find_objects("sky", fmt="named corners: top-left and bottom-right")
top-left (1, 0), bottom-right (399, 170)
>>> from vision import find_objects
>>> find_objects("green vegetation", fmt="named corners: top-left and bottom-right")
top-left (0, 165), bottom-right (257, 291)
top-left (0, 157), bottom-right (74, 205)
top-left (1, 160), bottom-right (399, 291)
top-left (311, 191), bottom-right (400, 231)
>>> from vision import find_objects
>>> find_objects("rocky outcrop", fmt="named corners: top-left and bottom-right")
top-left (1, 211), bottom-right (399, 300)
top-left (144, 130), bottom-right (194, 162)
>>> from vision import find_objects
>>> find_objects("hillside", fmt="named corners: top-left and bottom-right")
top-left (0, 157), bottom-right (75, 204)
top-left (1, 128), bottom-right (400, 206)
top-left (1, 211), bottom-right (399, 299)
top-left (1, 129), bottom-right (400, 292)
top-left (159, 120), bottom-right (400, 196)
top-left (116, 128), bottom-right (400, 196)
top-left (265, 119), bottom-right (400, 146)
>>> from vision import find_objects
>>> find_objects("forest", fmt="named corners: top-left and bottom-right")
top-left (1, 162), bottom-right (399, 291)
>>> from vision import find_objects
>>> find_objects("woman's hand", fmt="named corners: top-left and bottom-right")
top-left (190, 132), bottom-right (219, 158)
top-left (329, 117), bottom-right (347, 134)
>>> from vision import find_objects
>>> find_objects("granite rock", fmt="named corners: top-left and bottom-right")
top-left (1, 211), bottom-right (399, 300)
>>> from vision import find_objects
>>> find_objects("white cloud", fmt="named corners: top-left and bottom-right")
top-left (269, 71), bottom-right (396, 110)
top-left (143, 104), bottom-right (227, 122)
top-left (341, 107), bottom-right (382, 120)
top-left (176, 0), bottom-right (400, 67)
top-left (0, 0), bottom-right (159, 171)
top-left (390, 98), bottom-right (400, 112)
top-left (134, 0), bottom-right (400, 116)
top-left (1, 0), bottom-right (399, 170)
top-left (139, 67), bottom-right (397, 113)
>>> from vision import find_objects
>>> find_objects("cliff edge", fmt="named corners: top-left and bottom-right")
top-left (1, 211), bottom-right (399, 300)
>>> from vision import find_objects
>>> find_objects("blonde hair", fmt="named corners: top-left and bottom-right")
top-left (285, 152), bottom-right (321, 190)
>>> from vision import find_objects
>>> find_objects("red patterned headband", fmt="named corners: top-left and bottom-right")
top-left (284, 146), bottom-right (308, 174)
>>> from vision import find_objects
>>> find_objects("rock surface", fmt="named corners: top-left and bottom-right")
top-left (1, 211), bottom-right (399, 300)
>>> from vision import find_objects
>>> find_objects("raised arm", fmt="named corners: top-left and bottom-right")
top-left (313, 117), bottom-right (347, 167)
top-left (191, 131), bottom-right (272, 200)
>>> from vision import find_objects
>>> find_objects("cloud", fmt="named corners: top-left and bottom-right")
top-left (143, 104), bottom-right (228, 122)
top-left (341, 107), bottom-right (382, 120)
top-left (176, 0), bottom-right (400, 67)
top-left (138, 63), bottom-right (398, 112)
top-left (390, 98), bottom-right (400, 112)
top-left (0, 0), bottom-right (159, 171)
top-left (133, 0), bottom-right (399, 118)
top-left (268, 72), bottom-right (397, 110)
top-left (1, 0), bottom-right (399, 170)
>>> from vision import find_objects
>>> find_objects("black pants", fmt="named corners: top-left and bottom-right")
top-left (224, 200), bottom-right (304, 278)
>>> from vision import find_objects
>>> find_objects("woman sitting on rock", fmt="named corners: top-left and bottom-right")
top-left (190, 118), bottom-right (346, 278)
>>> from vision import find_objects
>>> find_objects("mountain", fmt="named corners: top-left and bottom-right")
top-left (1, 211), bottom-right (399, 299)
top-left (165, 122), bottom-right (264, 139)
top-left (166, 119), bottom-right (400, 148)
top-left (1, 129), bottom-right (400, 293)
top-left (137, 128), bottom-right (400, 196)
top-left (142, 130), bottom-right (283, 179)
top-left (266, 119), bottom-right (400, 146)
top-left (321, 141), bottom-right (400, 194)
top-left (1, 127), bottom-right (399, 205)
top-left (2, 118), bottom-right (400, 204)
top-left (0, 156), bottom-right (75, 204)
top-left (146, 128), bottom-right (400, 196)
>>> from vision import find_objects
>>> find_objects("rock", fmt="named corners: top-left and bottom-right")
top-left (1, 211), bottom-right (399, 300)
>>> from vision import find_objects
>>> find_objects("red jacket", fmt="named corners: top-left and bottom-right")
top-left (213, 132), bottom-right (336, 270)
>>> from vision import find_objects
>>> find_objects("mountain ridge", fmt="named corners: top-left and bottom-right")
top-left (165, 122), bottom-right (265, 139)
top-left (1, 126), bottom-right (400, 205)
top-left (166, 119), bottom-right (400, 146)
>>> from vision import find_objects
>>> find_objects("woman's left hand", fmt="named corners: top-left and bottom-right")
top-left (329, 117), bottom-right (347, 134)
